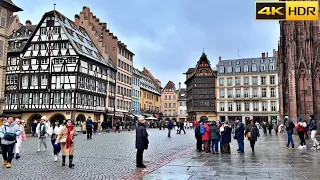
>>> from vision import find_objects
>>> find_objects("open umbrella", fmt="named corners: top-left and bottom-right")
top-left (145, 117), bottom-right (157, 120)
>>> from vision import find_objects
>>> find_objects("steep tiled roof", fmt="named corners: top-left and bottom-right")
top-left (164, 81), bottom-right (175, 90)
top-left (8, 25), bottom-right (37, 53)
top-left (178, 88), bottom-right (187, 100)
top-left (1, 0), bottom-right (23, 11)
top-left (185, 52), bottom-right (215, 82)
top-left (185, 68), bottom-right (195, 74)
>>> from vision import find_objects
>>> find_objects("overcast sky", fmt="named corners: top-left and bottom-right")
top-left (14, 0), bottom-right (279, 88)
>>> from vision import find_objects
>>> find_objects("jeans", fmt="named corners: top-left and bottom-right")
top-left (286, 131), bottom-right (294, 148)
top-left (38, 137), bottom-right (47, 150)
top-left (250, 140), bottom-right (255, 151)
top-left (196, 136), bottom-right (202, 151)
top-left (237, 137), bottom-right (244, 153)
top-left (311, 130), bottom-right (319, 147)
top-left (211, 139), bottom-right (219, 152)
top-left (106, 127), bottom-right (110, 133)
top-left (87, 128), bottom-right (93, 139)
top-left (51, 139), bottom-right (61, 155)
top-left (32, 131), bottom-right (36, 137)
top-left (298, 131), bottom-right (305, 146)
top-left (1, 143), bottom-right (15, 163)
top-left (136, 149), bottom-right (144, 166)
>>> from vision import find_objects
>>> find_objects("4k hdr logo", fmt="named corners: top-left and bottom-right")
top-left (255, 1), bottom-right (318, 20)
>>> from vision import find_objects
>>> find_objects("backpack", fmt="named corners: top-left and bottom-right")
top-left (40, 124), bottom-right (46, 137)
top-left (200, 125), bottom-right (205, 135)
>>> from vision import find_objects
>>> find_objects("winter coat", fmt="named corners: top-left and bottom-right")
top-left (309, 119), bottom-right (317, 130)
top-left (194, 124), bottom-right (201, 137)
top-left (86, 119), bottom-right (93, 129)
top-left (222, 126), bottom-right (232, 143)
top-left (0, 123), bottom-right (21, 145)
top-left (56, 126), bottom-right (77, 156)
top-left (210, 125), bottom-right (220, 140)
top-left (106, 121), bottom-right (110, 128)
top-left (48, 125), bottom-right (62, 139)
top-left (245, 125), bottom-right (260, 141)
top-left (16, 124), bottom-right (26, 148)
top-left (296, 122), bottom-right (307, 132)
top-left (36, 123), bottom-right (49, 138)
top-left (136, 123), bottom-right (149, 150)
top-left (202, 123), bottom-right (210, 141)
top-left (31, 123), bottom-right (37, 132)
top-left (167, 121), bottom-right (173, 130)
top-left (235, 122), bottom-right (244, 139)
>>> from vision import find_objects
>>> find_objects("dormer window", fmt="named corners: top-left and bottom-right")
top-left (260, 59), bottom-right (264, 63)
top-left (219, 66), bottom-right (225, 73)
top-left (53, 27), bottom-right (60, 34)
top-left (260, 64), bottom-right (266, 71)
top-left (236, 61), bottom-right (240, 65)
top-left (228, 61), bottom-right (232, 65)
top-left (227, 66), bottom-right (232, 73)
top-left (244, 65), bottom-right (249, 72)
top-left (252, 64), bottom-right (257, 72)
top-left (252, 59), bottom-right (255, 63)
top-left (269, 63), bottom-right (275, 71)
top-left (269, 58), bottom-right (273, 63)
top-left (235, 66), bottom-right (241, 73)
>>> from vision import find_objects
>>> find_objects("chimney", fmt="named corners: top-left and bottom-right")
top-left (273, 49), bottom-right (277, 57)
top-left (178, 82), bottom-right (181, 91)
top-left (262, 52), bottom-right (265, 59)
top-left (219, 56), bottom-right (221, 61)
top-left (266, 52), bottom-right (268, 57)
top-left (25, 20), bottom-right (31, 26)
top-left (74, 14), bottom-right (80, 28)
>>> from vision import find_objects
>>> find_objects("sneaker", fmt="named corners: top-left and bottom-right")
top-left (6, 162), bottom-right (11, 168)
top-left (311, 146), bottom-right (316, 150)
top-left (2, 160), bottom-right (7, 165)
top-left (298, 145), bottom-right (303, 150)
top-left (54, 155), bottom-right (58, 162)
top-left (284, 146), bottom-right (289, 149)
top-left (303, 145), bottom-right (307, 149)
top-left (37, 149), bottom-right (41, 152)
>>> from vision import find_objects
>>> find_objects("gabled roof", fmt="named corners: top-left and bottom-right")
top-left (8, 25), bottom-right (37, 53)
top-left (185, 68), bottom-right (195, 74)
top-left (163, 81), bottom-right (176, 90)
top-left (185, 52), bottom-right (215, 83)
top-left (0, 0), bottom-right (22, 11)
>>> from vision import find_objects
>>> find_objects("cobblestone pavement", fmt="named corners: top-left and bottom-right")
top-left (1, 128), bottom-right (195, 180)
top-left (142, 131), bottom-right (320, 180)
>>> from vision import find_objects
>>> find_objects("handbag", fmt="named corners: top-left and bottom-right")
top-left (59, 137), bottom-right (67, 143)
top-left (3, 126), bottom-right (17, 141)
top-left (247, 132), bottom-right (251, 138)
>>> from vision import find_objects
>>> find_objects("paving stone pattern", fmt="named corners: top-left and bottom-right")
top-left (142, 132), bottom-right (320, 180)
top-left (1, 128), bottom-right (196, 180)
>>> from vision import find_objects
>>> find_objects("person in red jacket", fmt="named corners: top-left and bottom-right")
top-left (296, 117), bottom-right (307, 150)
top-left (202, 121), bottom-right (211, 153)
top-left (193, 120), bottom-right (198, 128)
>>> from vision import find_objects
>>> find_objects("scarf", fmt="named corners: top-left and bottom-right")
top-left (66, 124), bottom-right (74, 149)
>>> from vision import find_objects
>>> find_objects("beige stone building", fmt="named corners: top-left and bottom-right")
top-left (0, 0), bottom-right (22, 114)
top-left (161, 81), bottom-right (178, 121)
top-left (216, 52), bottom-right (279, 124)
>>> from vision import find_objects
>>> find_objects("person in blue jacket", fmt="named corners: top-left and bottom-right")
top-left (167, 120), bottom-right (173, 137)
top-left (235, 118), bottom-right (244, 153)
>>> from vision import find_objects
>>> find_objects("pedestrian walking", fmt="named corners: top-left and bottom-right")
top-left (55, 119), bottom-right (77, 168)
top-left (136, 118), bottom-right (149, 168)
top-left (275, 123), bottom-right (279, 136)
top-left (167, 120), bottom-right (173, 137)
top-left (81, 120), bottom-right (86, 134)
top-left (262, 122), bottom-right (267, 136)
top-left (284, 116), bottom-right (295, 149)
top-left (189, 121), bottom-right (193, 129)
top-left (0, 114), bottom-right (7, 154)
top-left (97, 121), bottom-right (102, 134)
top-left (86, 116), bottom-right (93, 139)
top-left (309, 115), bottom-right (320, 150)
top-left (14, 118), bottom-right (26, 160)
top-left (268, 122), bottom-right (273, 135)
top-left (210, 121), bottom-right (220, 154)
top-left (115, 120), bottom-right (120, 133)
top-left (48, 120), bottom-right (62, 162)
top-left (296, 117), bottom-right (307, 150)
top-left (31, 120), bottom-right (37, 137)
top-left (195, 121), bottom-right (203, 152)
top-left (202, 121), bottom-right (210, 153)
top-left (235, 118), bottom-right (244, 153)
top-left (178, 121), bottom-right (186, 134)
top-left (303, 120), bottom-right (309, 139)
top-left (36, 116), bottom-right (49, 152)
top-left (245, 120), bottom-right (260, 152)
top-left (106, 120), bottom-right (110, 133)
top-left (0, 116), bottom-right (21, 168)
top-left (93, 120), bottom-right (98, 135)
top-left (222, 122), bottom-right (232, 153)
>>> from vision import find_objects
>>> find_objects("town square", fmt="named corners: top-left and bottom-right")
top-left (0, 0), bottom-right (320, 180)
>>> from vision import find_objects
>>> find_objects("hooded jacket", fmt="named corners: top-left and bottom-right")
top-left (0, 123), bottom-right (22, 145)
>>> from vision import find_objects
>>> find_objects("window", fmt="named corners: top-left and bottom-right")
top-left (261, 77), bottom-right (266, 85)
top-left (227, 78), bottom-right (232, 86)
top-left (43, 93), bottom-right (49, 104)
top-left (33, 93), bottom-right (39, 104)
top-left (41, 75), bottom-right (48, 85)
top-left (12, 94), bottom-right (18, 104)
top-left (244, 89), bottom-right (249, 98)
top-left (236, 89), bottom-right (241, 98)
top-left (53, 27), bottom-right (60, 34)
top-left (60, 43), bottom-right (68, 49)
top-left (228, 102), bottom-right (233, 111)
top-left (260, 64), bottom-right (266, 71)
top-left (269, 64), bottom-right (275, 71)
top-left (253, 101), bottom-right (259, 111)
top-left (220, 102), bottom-right (225, 111)
top-left (22, 59), bottom-right (29, 65)
top-left (252, 64), bottom-right (257, 72)
top-left (219, 78), bottom-right (224, 86)
top-left (31, 75), bottom-right (38, 86)
top-left (11, 57), bottom-right (17, 65)
top-left (252, 77), bottom-right (258, 85)
top-left (271, 101), bottom-right (277, 111)
top-left (22, 93), bottom-right (29, 104)
top-left (220, 90), bottom-right (225, 98)
top-left (243, 65), bottom-right (249, 72)
top-left (270, 76), bottom-right (275, 84)
top-left (235, 66), bottom-right (241, 73)
top-left (271, 88), bottom-right (276, 97)
top-left (227, 89), bottom-right (232, 98)
top-left (236, 61), bottom-right (240, 65)
top-left (253, 88), bottom-right (258, 97)
top-left (262, 88), bottom-right (267, 97)
top-left (219, 67), bottom-right (224, 73)
top-left (0, 7), bottom-right (7, 27)
top-left (235, 77), bottom-right (240, 86)
top-left (40, 44), bottom-right (46, 50)
top-left (262, 101), bottom-right (267, 111)
top-left (6, 75), bottom-right (17, 85)
top-left (40, 27), bottom-right (47, 35)
top-left (244, 102), bottom-right (250, 111)
top-left (54, 93), bottom-right (60, 104)
top-left (236, 102), bottom-right (241, 111)
top-left (22, 75), bottom-right (28, 87)
top-left (243, 77), bottom-right (249, 85)
top-left (227, 66), bottom-right (232, 73)
top-left (64, 93), bottom-right (71, 104)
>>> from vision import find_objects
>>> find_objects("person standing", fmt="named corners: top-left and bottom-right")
top-left (86, 116), bottom-right (93, 139)
top-left (309, 115), bottom-right (320, 150)
top-left (222, 123), bottom-right (232, 153)
top-left (55, 119), bottom-right (77, 168)
top-left (235, 118), bottom-right (244, 153)
top-left (106, 120), bottom-right (110, 133)
top-left (262, 122), bottom-right (267, 136)
top-left (275, 123), bottom-right (279, 136)
top-left (36, 116), bottom-right (49, 152)
top-left (284, 116), bottom-right (295, 149)
top-left (178, 121), bottom-right (186, 134)
top-left (0, 114), bottom-right (7, 154)
top-left (0, 116), bottom-right (21, 168)
top-left (135, 118), bottom-right (149, 168)
top-left (93, 120), bottom-right (98, 135)
top-left (245, 120), bottom-right (260, 152)
top-left (14, 118), bottom-right (26, 160)
top-left (210, 121), bottom-right (220, 154)
top-left (31, 120), bottom-right (37, 137)
top-left (115, 120), bottom-right (120, 133)
top-left (268, 122), bottom-right (273, 135)
top-left (202, 121), bottom-right (210, 153)
top-left (167, 120), bottom-right (173, 137)
top-left (48, 120), bottom-right (62, 162)
top-left (296, 117), bottom-right (307, 150)
top-left (194, 121), bottom-right (203, 152)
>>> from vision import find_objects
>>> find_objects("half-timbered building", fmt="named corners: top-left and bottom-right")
top-left (184, 52), bottom-right (217, 121)
top-left (4, 10), bottom-right (116, 130)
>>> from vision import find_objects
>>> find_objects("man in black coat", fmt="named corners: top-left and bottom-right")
top-left (235, 118), bottom-right (244, 153)
top-left (86, 116), bottom-right (94, 139)
top-left (135, 118), bottom-right (149, 168)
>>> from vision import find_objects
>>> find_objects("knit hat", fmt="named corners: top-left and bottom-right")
top-left (41, 116), bottom-right (47, 120)
top-left (284, 116), bottom-right (289, 119)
